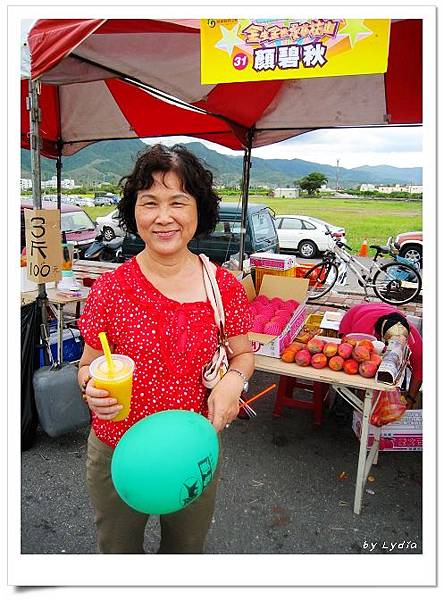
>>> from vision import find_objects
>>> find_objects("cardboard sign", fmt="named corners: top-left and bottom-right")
top-left (201, 18), bottom-right (390, 84)
top-left (24, 209), bottom-right (63, 284)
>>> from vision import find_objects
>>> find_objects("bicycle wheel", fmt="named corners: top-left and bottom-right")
top-left (304, 261), bottom-right (339, 300)
top-left (372, 262), bottom-right (422, 305)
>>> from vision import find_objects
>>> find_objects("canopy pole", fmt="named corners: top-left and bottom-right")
top-left (239, 129), bottom-right (254, 272)
top-left (56, 146), bottom-right (62, 210)
top-left (28, 77), bottom-right (48, 327)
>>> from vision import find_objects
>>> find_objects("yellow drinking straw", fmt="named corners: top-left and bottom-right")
top-left (98, 331), bottom-right (114, 374)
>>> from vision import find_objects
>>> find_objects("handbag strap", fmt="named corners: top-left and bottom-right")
top-left (199, 253), bottom-right (225, 328)
top-left (199, 254), bottom-right (232, 353)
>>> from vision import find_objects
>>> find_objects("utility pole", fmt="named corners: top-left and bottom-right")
top-left (335, 159), bottom-right (340, 191)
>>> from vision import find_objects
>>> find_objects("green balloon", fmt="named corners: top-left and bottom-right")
top-left (111, 410), bottom-right (219, 515)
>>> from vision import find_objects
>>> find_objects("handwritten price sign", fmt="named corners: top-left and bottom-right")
top-left (24, 209), bottom-right (63, 284)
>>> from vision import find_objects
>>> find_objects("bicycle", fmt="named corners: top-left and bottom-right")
top-left (303, 231), bottom-right (422, 305)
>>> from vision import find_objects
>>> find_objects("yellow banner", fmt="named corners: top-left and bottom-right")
top-left (201, 19), bottom-right (390, 84)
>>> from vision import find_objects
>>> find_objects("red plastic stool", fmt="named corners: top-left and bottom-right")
top-left (273, 376), bottom-right (329, 426)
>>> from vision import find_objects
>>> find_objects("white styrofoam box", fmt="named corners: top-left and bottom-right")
top-left (352, 409), bottom-right (422, 452)
top-left (320, 311), bottom-right (344, 331)
top-left (21, 267), bottom-right (38, 292)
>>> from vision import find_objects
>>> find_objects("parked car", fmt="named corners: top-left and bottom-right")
top-left (75, 197), bottom-right (95, 208)
top-left (273, 214), bottom-right (347, 259)
top-left (118, 202), bottom-right (279, 264)
top-left (94, 192), bottom-right (119, 206)
top-left (96, 208), bottom-right (126, 241)
top-left (395, 231), bottom-right (422, 266)
top-left (21, 200), bottom-right (99, 257)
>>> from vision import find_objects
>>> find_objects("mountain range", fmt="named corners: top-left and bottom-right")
top-left (20, 139), bottom-right (422, 188)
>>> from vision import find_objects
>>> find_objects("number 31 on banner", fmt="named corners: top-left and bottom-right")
top-left (232, 53), bottom-right (248, 70)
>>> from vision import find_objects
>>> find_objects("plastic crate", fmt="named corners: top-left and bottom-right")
top-left (299, 312), bottom-right (326, 338)
top-left (321, 328), bottom-right (338, 338)
top-left (304, 312), bottom-right (338, 338)
top-left (254, 266), bottom-right (296, 293)
top-left (295, 263), bottom-right (322, 285)
top-left (38, 328), bottom-right (84, 366)
top-left (304, 313), bottom-right (323, 329)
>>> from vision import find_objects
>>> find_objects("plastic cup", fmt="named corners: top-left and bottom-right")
top-left (90, 354), bottom-right (135, 421)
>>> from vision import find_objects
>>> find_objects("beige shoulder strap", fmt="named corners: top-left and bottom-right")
top-left (199, 253), bottom-right (225, 330)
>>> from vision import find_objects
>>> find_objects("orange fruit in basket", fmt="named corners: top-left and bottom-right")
top-left (342, 336), bottom-right (358, 347)
top-left (281, 350), bottom-right (296, 363)
top-left (357, 339), bottom-right (374, 353)
top-left (288, 341), bottom-right (306, 353)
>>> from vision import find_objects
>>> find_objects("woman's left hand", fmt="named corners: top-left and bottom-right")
top-left (207, 374), bottom-right (243, 432)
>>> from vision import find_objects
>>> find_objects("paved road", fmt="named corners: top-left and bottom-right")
top-left (21, 371), bottom-right (422, 556)
top-left (298, 255), bottom-right (385, 294)
top-left (298, 254), bottom-right (423, 307)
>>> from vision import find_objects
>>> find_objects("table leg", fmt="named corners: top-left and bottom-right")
top-left (373, 426), bottom-right (381, 465)
top-left (353, 388), bottom-right (373, 515)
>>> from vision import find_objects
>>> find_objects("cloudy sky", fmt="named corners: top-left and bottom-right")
top-left (143, 126), bottom-right (422, 169)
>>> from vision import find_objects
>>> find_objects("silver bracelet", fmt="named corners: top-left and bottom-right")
top-left (227, 368), bottom-right (249, 392)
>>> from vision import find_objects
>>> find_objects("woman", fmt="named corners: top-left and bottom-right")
top-left (77, 144), bottom-right (254, 554)
top-left (339, 302), bottom-right (422, 407)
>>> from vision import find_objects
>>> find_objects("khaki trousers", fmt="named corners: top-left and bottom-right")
top-left (86, 428), bottom-right (221, 554)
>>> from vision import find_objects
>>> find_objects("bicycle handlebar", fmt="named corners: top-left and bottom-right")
top-left (324, 228), bottom-right (353, 252)
top-left (336, 240), bottom-right (353, 252)
top-left (325, 227), bottom-right (399, 258)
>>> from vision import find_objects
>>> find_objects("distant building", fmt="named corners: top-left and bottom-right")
top-left (360, 183), bottom-right (422, 194)
top-left (320, 184), bottom-right (335, 192)
top-left (20, 178), bottom-right (32, 190)
top-left (41, 175), bottom-right (78, 189)
top-left (407, 185), bottom-right (423, 194)
top-left (273, 187), bottom-right (300, 198)
top-left (377, 184), bottom-right (403, 194)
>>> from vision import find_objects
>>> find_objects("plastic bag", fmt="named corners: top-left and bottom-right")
top-left (370, 389), bottom-right (407, 426)
top-left (21, 301), bottom-right (41, 450)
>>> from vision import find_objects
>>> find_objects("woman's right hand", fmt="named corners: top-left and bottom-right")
top-left (84, 379), bottom-right (122, 420)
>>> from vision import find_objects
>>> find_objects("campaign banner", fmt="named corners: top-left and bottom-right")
top-left (201, 19), bottom-right (390, 84)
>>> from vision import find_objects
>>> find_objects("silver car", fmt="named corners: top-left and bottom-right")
top-left (95, 208), bottom-right (126, 241)
top-left (274, 214), bottom-right (347, 259)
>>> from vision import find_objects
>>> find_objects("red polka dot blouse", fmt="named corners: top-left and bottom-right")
top-left (78, 257), bottom-right (253, 447)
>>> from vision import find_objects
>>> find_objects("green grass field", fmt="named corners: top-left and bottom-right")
top-left (85, 206), bottom-right (114, 221)
top-left (85, 196), bottom-right (422, 254)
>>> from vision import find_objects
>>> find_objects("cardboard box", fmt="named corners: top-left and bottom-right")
top-left (227, 269), bottom-right (244, 281)
top-left (250, 252), bottom-right (297, 270)
top-left (242, 274), bottom-right (309, 358)
top-left (352, 409), bottom-right (422, 452)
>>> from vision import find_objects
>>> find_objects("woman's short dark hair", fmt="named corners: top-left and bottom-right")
top-left (118, 144), bottom-right (221, 236)
top-left (374, 312), bottom-right (410, 338)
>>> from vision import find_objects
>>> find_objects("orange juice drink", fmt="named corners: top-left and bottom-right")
top-left (90, 354), bottom-right (135, 421)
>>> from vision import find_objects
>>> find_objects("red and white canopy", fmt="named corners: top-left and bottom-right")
top-left (21, 18), bottom-right (422, 158)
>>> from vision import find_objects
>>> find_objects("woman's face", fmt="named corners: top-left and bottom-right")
top-left (134, 171), bottom-right (198, 257)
